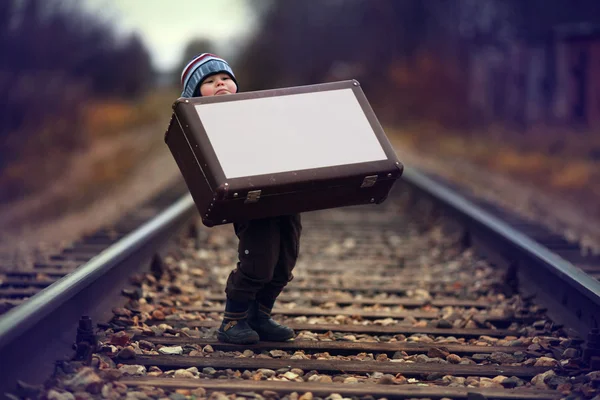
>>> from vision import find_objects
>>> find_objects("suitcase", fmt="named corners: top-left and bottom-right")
top-left (165, 79), bottom-right (403, 227)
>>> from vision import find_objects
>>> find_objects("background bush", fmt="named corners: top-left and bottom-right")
top-left (0, 0), bottom-right (153, 203)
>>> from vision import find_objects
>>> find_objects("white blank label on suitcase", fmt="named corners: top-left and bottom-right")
top-left (195, 88), bottom-right (387, 179)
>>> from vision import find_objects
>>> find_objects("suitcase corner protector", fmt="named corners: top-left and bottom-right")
top-left (395, 161), bottom-right (404, 176)
top-left (375, 195), bottom-right (388, 204)
top-left (202, 218), bottom-right (215, 228)
top-left (172, 97), bottom-right (189, 109)
top-left (215, 183), bottom-right (230, 199)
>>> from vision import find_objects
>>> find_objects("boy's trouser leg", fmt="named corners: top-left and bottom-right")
top-left (220, 217), bottom-right (279, 343)
top-left (256, 214), bottom-right (302, 303)
top-left (225, 217), bottom-right (280, 302)
top-left (249, 214), bottom-right (302, 342)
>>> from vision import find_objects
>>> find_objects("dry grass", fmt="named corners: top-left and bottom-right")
top-left (388, 124), bottom-right (600, 196)
top-left (81, 87), bottom-right (178, 182)
top-left (0, 87), bottom-right (180, 224)
top-left (550, 161), bottom-right (594, 190)
top-left (83, 88), bottom-right (178, 139)
top-left (61, 87), bottom-right (179, 205)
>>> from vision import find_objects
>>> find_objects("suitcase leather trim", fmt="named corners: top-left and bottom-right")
top-left (165, 80), bottom-right (404, 227)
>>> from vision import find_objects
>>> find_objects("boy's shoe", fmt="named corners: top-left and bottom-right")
top-left (248, 301), bottom-right (295, 341)
top-left (217, 310), bottom-right (259, 344)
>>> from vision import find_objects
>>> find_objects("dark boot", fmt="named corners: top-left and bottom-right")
top-left (248, 301), bottom-right (295, 341)
top-left (217, 300), bottom-right (259, 344)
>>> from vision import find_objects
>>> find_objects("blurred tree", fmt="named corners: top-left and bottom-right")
top-left (455, 0), bottom-right (600, 127)
top-left (172, 39), bottom-right (219, 86)
top-left (0, 0), bottom-right (154, 202)
top-left (109, 33), bottom-right (154, 97)
top-left (237, 1), bottom-right (362, 90)
top-left (236, 0), bottom-right (470, 125)
top-left (237, 0), bottom-right (600, 128)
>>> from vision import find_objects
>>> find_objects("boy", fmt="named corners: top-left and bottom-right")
top-left (180, 53), bottom-right (302, 344)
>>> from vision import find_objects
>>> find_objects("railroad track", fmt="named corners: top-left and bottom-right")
top-left (1, 169), bottom-right (599, 399)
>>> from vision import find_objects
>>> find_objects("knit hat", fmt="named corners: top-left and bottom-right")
top-left (180, 53), bottom-right (238, 98)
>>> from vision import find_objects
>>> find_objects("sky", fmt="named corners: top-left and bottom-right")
top-left (83, 0), bottom-right (260, 72)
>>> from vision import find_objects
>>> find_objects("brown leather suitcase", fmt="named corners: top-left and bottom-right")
top-left (165, 80), bottom-right (403, 227)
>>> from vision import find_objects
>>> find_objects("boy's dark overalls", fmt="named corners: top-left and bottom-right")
top-left (221, 214), bottom-right (302, 342)
top-left (179, 53), bottom-right (301, 344)
top-left (227, 215), bottom-right (302, 304)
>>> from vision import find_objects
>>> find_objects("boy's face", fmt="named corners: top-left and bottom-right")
top-left (199, 72), bottom-right (237, 97)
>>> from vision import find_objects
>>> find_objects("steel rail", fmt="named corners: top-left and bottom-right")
top-left (402, 167), bottom-right (600, 336)
top-left (0, 193), bottom-right (195, 392)
top-left (0, 194), bottom-right (194, 348)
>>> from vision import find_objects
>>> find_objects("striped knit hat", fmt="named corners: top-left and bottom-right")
top-left (180, 53), bottom-right (238, 98)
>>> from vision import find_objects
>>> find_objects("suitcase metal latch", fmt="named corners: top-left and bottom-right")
top-left (360, 175), bottom-right (378, 188)
top-left (245, 190), bottom-right (262, 203)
